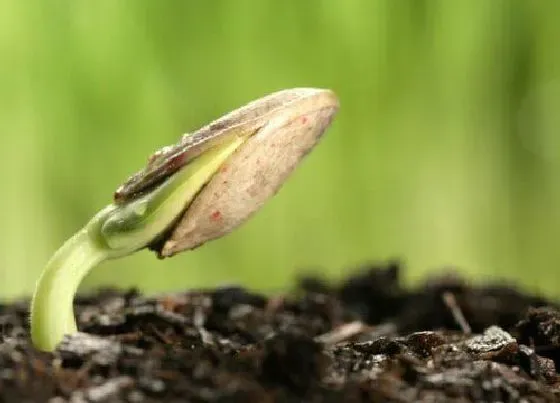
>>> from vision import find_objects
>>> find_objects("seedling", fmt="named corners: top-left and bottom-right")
top-left (30, 88), bottom-right (339, 351)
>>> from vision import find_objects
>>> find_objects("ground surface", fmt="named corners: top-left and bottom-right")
top-left (1, 261), bottom-right (559, 402)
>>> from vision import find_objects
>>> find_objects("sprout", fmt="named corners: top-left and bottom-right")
top-left (30, 88), bottom-right (339, 351)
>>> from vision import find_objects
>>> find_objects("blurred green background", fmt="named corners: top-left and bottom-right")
top-left (1, 1), bottom-right (559, 299)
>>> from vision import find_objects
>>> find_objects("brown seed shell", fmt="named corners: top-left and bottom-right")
top-left (155, 88), bottom-right (339, 257)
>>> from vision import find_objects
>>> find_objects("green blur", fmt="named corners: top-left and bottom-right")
top-left (1, 1), bottom-right (559, 298)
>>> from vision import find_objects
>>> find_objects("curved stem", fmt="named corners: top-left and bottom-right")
top-left (30, 136), bottom-right (247, 352)
top-left (30, 226), bottom-right (109, 351)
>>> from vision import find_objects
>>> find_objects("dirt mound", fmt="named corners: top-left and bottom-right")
top-left (1, 262), bottom-right (559, 402)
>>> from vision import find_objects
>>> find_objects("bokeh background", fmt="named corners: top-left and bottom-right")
top-left (1, 1), bottom-right (559, 299)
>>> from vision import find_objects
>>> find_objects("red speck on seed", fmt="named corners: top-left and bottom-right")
top-left (165, 152), bottom-right (187, 170)
top-left (211, 211), bottom-right (222, 221)
top-left (220, 165), bottom-right (228, 173)
top-left (301, 116), bottom-right (308, 124)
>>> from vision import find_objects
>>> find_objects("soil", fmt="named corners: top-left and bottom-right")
top-left (1, 261), bottom-right (559, 402)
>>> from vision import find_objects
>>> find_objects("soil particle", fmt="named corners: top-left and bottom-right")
top-left (1, 261), bottom-right (559, 402)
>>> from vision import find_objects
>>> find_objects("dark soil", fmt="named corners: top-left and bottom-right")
top-left (1, 261), bottom-right (559, 402)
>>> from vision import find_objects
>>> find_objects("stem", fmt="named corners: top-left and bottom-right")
top-left (30, 135), bottom-right (247, 352)
top-left (30, 226), bottom-right (109, 351)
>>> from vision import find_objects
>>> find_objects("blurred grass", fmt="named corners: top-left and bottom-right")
top-left (1, 1), bottom-right (559, 299)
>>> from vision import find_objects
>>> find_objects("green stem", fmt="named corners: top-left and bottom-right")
top-left (30, 225), bottom-right (109, 351)
top-left (30, 135), bottom-right (247, 352)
